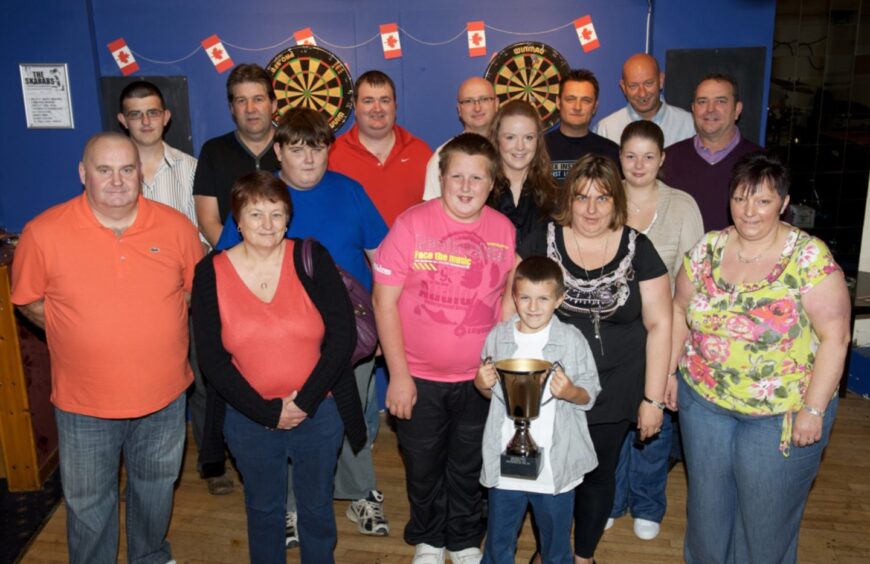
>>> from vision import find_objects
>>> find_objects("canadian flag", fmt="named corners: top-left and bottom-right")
top-left (201, 35), bottom-right (234, 73)
top-left (574, 16), bottom-right (600, 52)
top-left (107, 38), bottom-right (139, 76)
top-left (467, 21), bottom-right (486, 58)
top-left (294, 28), bottom-right (317, 46)
top-left (380, 23), bottom-right (402, 60)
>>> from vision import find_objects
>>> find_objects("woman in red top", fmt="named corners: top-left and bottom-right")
top-left (192, 171), bottom-right (365, 564)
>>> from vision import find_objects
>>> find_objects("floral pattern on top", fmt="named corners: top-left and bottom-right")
top-left (680, 226), bottom-right (840, 455)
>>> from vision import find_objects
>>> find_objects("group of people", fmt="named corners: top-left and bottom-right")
top-left (9, 49), bottom-right (850, 564)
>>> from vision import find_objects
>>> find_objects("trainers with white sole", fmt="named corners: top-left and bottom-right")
top-left (633, 517), bottom-right (661, 540)
top-left (448, 547), bottom-right (482, 563)
top-left (346, 489), bottom-right (390, 536)
top-left (604, 517), bottom-right (615, 530)
top-left (413, 543), bottom-right (445, 564)
top-left (284, 510), bottom-right (298, 548)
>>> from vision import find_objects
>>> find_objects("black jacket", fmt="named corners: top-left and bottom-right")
top-left (192, 239), bottom-right (366, 468)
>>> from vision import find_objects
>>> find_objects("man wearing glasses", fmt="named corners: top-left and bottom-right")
top-left (422, 77), bottom-right (498, 200)
top-left (117, 80), bottom-right (199, 231)
top-left (117, 81), bottom-right (232, 500)
top-left (545, 69), bottom-right (619, 183)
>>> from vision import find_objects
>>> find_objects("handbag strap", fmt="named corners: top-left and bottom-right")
top-left (301, 238), bottom-right (314, 280)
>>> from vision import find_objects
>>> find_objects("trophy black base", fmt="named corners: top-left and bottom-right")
top-left (500, 449), bottom-right (544, 479)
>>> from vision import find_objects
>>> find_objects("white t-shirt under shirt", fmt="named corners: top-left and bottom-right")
top-left (496, 320), bottom-right (584, 494)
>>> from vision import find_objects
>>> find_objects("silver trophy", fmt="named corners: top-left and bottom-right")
top-left (493, 358), bottom-right (558, 479)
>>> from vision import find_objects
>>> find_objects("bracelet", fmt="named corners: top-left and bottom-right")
top-left (643, 396), bottom-right (666, 410)
top-left (802, 404), bottom-right (825, 418)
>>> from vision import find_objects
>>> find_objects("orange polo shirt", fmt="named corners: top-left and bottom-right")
top-left (11, 194), bottom-right (203, 418)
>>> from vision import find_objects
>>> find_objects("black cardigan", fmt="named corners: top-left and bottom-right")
top-left (192, 238), bottom-right (366, 468)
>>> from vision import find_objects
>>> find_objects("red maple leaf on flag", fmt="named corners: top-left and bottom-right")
top-left (582, 28), bottom-right (593, 41)
top-left (386, 35), bottom-right (398, 48)
top-left (118, 51), bottom-right (129, 64)
top-left (211, 47), bottom-right (224, 60)
top-left (472, 33), bottom-right (482, 46)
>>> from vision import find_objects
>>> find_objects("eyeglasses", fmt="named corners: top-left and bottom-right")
top-left (124, 109), bottom-right (165, 121)
top-left (458, 96), bottom-right (496, 106)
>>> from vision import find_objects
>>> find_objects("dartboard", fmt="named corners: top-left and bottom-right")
top-left (484, 42), bottom-right (571, 130)
top-left (266, 45), bottom-right (354, 132)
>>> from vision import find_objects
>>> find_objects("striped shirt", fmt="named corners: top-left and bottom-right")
top-left (143, 142), bottom-right (199, 228)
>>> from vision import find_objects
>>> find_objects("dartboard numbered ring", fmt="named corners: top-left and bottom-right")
top-left (267, 45), bottom-right (354, 132)
top-left (484, 42), bottom-right (571, 130)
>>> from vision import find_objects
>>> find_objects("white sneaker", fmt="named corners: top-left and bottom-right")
top-left (633, 518), bottom-right (661, 540)
top-left (413, 543), bottom-right (446, 564)
top-left (448, 547), bottom-right (482, 564)
top-left (285, 510), bottom-right (299, 548)
top-left (604, 517), bottom-right (615, 530)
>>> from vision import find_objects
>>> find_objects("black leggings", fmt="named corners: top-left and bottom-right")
top-left (573, 420), bottom-right (632, 558)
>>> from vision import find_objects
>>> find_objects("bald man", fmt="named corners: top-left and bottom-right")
top-left (11, 132), bottom-right (202, 563)
top-left (595, 53), bottom-right (694, 148)
top-left (422, 77), bottom-right (498, 200)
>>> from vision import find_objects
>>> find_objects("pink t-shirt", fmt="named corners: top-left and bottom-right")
top-left (374, 199), bottom-right (516, 382)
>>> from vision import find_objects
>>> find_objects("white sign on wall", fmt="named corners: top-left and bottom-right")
top-left (19, 63), bottom-right (74, 129)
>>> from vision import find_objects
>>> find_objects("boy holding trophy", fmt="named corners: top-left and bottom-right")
top-left (475, 256), bottom-right (600, 564)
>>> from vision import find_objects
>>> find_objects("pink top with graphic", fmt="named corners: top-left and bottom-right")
top-left (374, 200), bottom-right (516, 382)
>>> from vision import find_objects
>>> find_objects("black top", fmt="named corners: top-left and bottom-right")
top-left (192, 130), bottom-right (281, 224)
top-left (545, 129), bottom-right (620, 183)
top-left (192, 239), bottom-right (366, 467)
top-left (487, 178), bottom-right (549, 248)
top-left (519, 221), bottom-right (667, 424)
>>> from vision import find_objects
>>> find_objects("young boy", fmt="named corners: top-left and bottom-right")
top-left (475, 256), bottom-right (601, 564)
top-left (373, 133), bottom-right (516, 564)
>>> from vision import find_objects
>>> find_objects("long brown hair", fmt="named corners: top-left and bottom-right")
top-left (488, 100), bottom-right (557, 215)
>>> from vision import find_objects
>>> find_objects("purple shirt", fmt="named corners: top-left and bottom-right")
top-left (693, 131), bottom-right (742, 165)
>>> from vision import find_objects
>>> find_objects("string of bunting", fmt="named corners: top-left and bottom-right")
top-left (109, 15), bottom-right (600, 75)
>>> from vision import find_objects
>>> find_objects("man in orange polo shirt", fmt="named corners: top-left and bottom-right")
top-left (11, 132), bottom-right (203, 564)
top-left (329, 70), bottom-right (432, 226)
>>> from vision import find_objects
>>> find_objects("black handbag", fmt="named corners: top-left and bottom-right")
top-left (301, 238), bottom-right (377, 364)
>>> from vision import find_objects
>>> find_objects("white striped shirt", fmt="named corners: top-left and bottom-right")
top-left (142, 142), bottom-right (199, 228)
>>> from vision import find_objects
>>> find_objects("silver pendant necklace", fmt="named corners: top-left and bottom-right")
top-left (569, 227), bottom-right (609, 355)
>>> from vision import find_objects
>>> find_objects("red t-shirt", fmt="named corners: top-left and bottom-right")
top-left (214, 243), bottom-right (325, 399)
top-left (329, 124), bottom-right (432, 227)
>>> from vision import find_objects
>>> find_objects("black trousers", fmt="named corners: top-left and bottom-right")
top-left (573, 420), bottom-right (632, 558)
top-left (396, 378), bottom-right (489, 551)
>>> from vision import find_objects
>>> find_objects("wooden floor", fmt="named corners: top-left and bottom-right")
top-left (21, 394), bottom-right (870, 563)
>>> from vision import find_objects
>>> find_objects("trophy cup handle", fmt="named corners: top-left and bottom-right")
top-left (539, 361), bottom-right (562, 407)
top-left (483, 356), bottom-right (506, 406)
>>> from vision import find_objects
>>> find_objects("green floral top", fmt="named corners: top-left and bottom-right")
top-left (680, 226), bottom-right (840, 456)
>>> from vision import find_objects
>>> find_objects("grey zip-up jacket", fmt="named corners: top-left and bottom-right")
top-left (479, 315), bottom-right (602, 493)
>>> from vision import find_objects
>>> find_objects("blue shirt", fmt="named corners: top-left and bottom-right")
top-left (216, 170), bottom-right (388, 290)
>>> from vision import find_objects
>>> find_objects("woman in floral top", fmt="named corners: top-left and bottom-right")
top-left (668, 152), bottom-right (850, 564)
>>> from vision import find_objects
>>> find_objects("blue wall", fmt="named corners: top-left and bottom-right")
top-left (1, 0), bottom-right (776, 232)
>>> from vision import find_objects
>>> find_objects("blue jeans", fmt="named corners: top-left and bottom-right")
top-left (55, 393), bottom-right (186, 564)
top-left (224, 397), bottom-right (343, 564)
top-left (482, 488), bottom-right (574, 564)
top-left (679, 382), bottom-right (838, 564)
top-left (610, 411), bottom-right (673, 522)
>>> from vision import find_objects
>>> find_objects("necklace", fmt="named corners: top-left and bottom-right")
top-left (627, 199), bottom-right (642, 214)
top-left (735, 227), bottom-right (780, 264)
top-left (569, 227), bottom-right (609, 355)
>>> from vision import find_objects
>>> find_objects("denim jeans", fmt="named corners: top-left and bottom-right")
top-left (287, 357), bottom-right (377, 511)
top-left (610, 411), bottom-right (673, 522)
top-left (224, 397), bottom-right (343, 564)
top-left (482, 488), bottom-right (574, 564)
top-left (679, 382), bottom-right (838, 564)
top-left (55, 393), bottom-right (186, 564)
